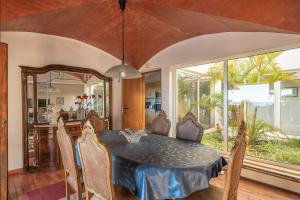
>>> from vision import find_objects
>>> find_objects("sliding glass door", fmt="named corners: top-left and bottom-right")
top-left (176, 62), bottom-right (225, 150)
top-left (175, 48), bottom-right (300, 166)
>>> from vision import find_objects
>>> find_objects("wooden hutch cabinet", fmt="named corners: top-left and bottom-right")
top-left (21, 65), bottom-right (112, 171)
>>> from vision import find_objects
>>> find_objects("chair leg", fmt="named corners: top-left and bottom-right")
top-left (76, 191), bottom-right (82, 200)
top-left (65, 182), bottom-right (70, 200)
top-left (64, 172), bottom-right (70, 200)
top-left (86, 190), bottom-right (91, 200)
top-left (75, 182), bottom-right (83, 200)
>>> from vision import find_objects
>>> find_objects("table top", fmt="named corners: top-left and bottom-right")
top-left (99, 130), bottom-right (224, 169)
top-left (76, 130), bottom-right (226, 200)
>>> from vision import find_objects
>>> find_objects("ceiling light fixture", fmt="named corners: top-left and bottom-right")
top-left (104, 0), bottom-right (141, 81)
top-left (48, 72), bottom-right (60, 93)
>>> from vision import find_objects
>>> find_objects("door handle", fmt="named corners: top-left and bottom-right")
top-left (122, 107), bottom-right (129, 113)
top-left (0, 119), bottom-right (7, 128)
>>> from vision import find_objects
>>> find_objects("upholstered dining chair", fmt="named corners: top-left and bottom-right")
top-left (176, 112), bottom-right (204, 142)
top-left (82, 119), bottom-right (95, 132)
top-left (81, 110), bottom-right (107, 132)
top-left (77, 123), bottom-right (114, 200)
top-left (151, 110), bottom-right (171, 136)
top-left (57, 117), bottom-right (83, 200)
top-left (186, 120), bottom-right (247, 200)
top-left (77, 123), bottom-right (135, 200)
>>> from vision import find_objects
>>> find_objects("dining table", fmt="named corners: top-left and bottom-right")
top-left (75, 130), bottom-right (227, 200)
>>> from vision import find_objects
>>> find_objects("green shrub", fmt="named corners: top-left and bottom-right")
top-left (202, 132), bottom-right (300, 165)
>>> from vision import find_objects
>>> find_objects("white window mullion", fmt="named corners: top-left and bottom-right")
top-left (223, 60), bottom-right (228, 153)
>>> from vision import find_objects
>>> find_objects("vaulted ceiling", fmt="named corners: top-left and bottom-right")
top-left (1, 0), bottom-right (300, 69)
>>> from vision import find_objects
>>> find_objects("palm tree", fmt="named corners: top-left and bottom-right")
top-left (197, 51), bottom-right (295, 144)
top-left (208, 52), bottom-right (293, 86)
top-left (234, 52), bottom-right (294, 143)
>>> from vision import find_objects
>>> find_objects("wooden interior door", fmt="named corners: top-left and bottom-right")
top-left (122, 77), bottom-right (145, 131)
top-left (0, 43), bottom-right (8, 200)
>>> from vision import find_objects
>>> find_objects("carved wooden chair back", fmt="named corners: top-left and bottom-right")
top-left (82, 120), bottom-right (95, 133)
top-left (81, 110), bottom-right (106, 132)
top-left (151, 110), bottom-right (171, 136)
top-left (57, 117), bottom-right (82, 199)
top-left (176, 112), bottom-right (204, 142)
top-left (59, 110), bottom-right (69, 121)
top-left (77, 124), bottom-right (115, 200)
top-left (222, 120), bottom-right (247, 200)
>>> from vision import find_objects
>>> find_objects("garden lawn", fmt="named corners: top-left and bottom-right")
top-left (202, 132), bottom-right (300, 166)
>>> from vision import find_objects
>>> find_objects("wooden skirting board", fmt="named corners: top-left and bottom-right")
top-left (242, 168), bottom-right (300, 194)
top-left (8, 169), bottom-right (23, 176)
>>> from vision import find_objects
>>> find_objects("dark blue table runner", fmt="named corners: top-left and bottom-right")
top-left (75, 131), bottom-right (227, 200)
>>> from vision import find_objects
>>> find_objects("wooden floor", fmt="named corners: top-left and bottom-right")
top-left (8, 169), bottom-right (300, 200)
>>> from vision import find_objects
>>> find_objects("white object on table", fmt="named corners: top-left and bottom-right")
top-left (119, 128), bottom-right (148, 143)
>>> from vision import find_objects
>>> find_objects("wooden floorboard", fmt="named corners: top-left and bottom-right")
top-left (8, 169), bottom-right (300, 200)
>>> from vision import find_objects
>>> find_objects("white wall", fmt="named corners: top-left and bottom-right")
top-left (281, 81), bottom-right (300, 136)
top-left (161, 66), bottom-right (176, 137)
top-left (38, 83), bottom-right (84, 111)
top-left (140, 32), bottom-right (300, 71)
top-left (0, 31), bottom-right (123, 170)
top-left (112, 79), bottom-right (123, 130)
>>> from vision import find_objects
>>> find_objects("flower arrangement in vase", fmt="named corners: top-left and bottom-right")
top-left (75, 94), bottom-right (102, 119)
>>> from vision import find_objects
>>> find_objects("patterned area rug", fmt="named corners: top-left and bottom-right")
top-left (26, 179), bottom-right (133, 200)
top-left (26, 181), bottom-right (71, 200)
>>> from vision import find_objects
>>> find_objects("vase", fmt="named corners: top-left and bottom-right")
top-left (78, 108), bottom-right (84, 120)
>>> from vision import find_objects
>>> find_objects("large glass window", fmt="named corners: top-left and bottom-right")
top-left (228, 51), bottom-right (300, 165)
top-left (176, 48), bottom-right (300, 166)
top-left (176, 62), bottom-right (224, 150)
top-left (86, 82), bottom-right (105, 117)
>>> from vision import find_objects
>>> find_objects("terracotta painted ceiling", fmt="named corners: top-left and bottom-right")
top-left (1, 0), bottom-right (300, 69)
